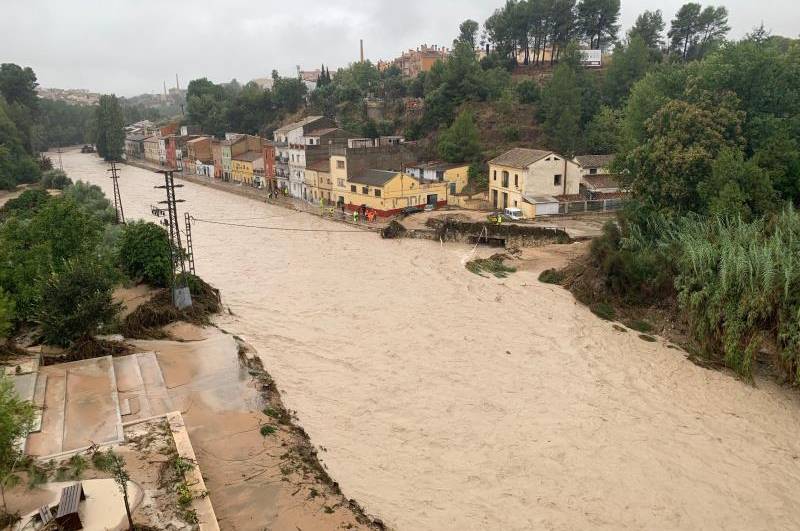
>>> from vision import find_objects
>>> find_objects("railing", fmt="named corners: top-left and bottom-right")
top-left (554, 198), bottom-right (626, 215)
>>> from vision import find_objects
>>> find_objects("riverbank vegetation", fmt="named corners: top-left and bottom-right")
top-left (0, 172), bottom-right (217, 350)
top-left (548, 33), bottom-right (800, 384)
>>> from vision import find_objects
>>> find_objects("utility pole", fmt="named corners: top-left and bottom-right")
top-left (184, 212), bottom-right (196, 275)
top-left (107, 160), bottom-right (125, 224)
top-left (155, 170), bottom-right (192, 309)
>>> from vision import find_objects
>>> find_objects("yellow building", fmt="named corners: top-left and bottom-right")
top-left (305, 160), bottom-right (333, 203)
top-left (231, 151), bottom-right (263, 185)
top-left (488, 148), bottom-right (581, 218)
top-left (345, 169), bottom-right (449, 216)
top-left (407, 162), bottom-right (470, 195)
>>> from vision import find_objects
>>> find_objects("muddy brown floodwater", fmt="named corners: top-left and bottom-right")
top-left (56, 148), bottom-right (800, 530)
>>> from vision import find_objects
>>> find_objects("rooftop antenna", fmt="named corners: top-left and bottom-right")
top-left (360, 39), bottom-right (364, 62)
top-left (175, 73), bottom-right (180, 91)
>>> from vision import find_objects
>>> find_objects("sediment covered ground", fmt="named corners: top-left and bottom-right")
top-left (58, 148), bottom-right (800, 530)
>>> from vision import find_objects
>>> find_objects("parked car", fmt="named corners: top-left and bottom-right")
top-left (399, 206), bottom-right (424, 218)
top-left (503, 207), bottom-right (524, 221)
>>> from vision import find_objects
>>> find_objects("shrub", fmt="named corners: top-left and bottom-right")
top-left (40, 169), bottom-right (72, 190)
top-left (538, 268), bottom-right (565, 284)
top-left (0, 188), bottom-right (50, 221)
top-left (38, 259), bottom-right (120, 346)
top-left (0, 291), bottom-right (13, 340)
top-left (516, 79), bottom-right (540, 104)
top-left (260, 425), bottom-right (277, 437)
top-left (466, 255), bottom-right (516, 278)
top-left (503, 125), bottom-right (521, 141)
top-left (118, 222), bottom-right (172, 287)
top-left (590, 302), bottom-right (616, 321)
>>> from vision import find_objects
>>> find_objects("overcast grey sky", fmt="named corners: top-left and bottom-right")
top-left (2, 0), bottom-right (798, 97)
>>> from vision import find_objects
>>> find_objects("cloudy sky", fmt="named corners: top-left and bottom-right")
top-left (2, 0), bottom-right (797, 96)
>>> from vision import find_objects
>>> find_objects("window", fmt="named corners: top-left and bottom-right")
top-left (514, 174), bottom-right (518, 187)
top-left (336, 160), bottom-right (345, 169)
top-left (545, 157), bottom-right (551, 161)
top-left (350, 185), bottom-right (356, 192)
top-left (589, 168), bottom-right (597, 175)
top-left (374, 189), bottom-right (381, 197)
top-left (493, 170), bottom-right (497, 180)
top-left (501, 171), bottom-right (509, 188)
top-left (553, 157), bottom-right (560, 161)
top-left (337, 179), bottom-right (344, 187)
top-left (362, 186), bottom-right (369, 194)
top-left (513, 200), bottom-right (518, 207)
top-left (554, 174), bottom-right (562, 186)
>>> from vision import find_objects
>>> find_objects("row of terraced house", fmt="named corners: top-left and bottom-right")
top-left (124, 115), bottom-right (622, 218)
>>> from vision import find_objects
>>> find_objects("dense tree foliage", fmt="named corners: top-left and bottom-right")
top-left (118, 222), bottom-right (173, 287)
top-left (572, 34), bottom-right (800, 383)
top-left (668, 3), bottom-right (730, 61)
top-left (38, 259), bottom-right (120, 346)
top-left (437, 110), bottom-right (482, 162)
top-left (34, 99), bottom-right (95, 150)
top-left (0, 375), bottom-right (35, 512)
top-left (95, 94), bottom-right (125, 161)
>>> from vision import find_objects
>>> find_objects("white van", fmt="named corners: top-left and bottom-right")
top-left (503, 207), bottom-right (524, 221)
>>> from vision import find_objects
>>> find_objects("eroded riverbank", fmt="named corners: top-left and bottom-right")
top-left (57, 148), bottom-right (800, 530)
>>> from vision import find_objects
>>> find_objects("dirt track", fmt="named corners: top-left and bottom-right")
top-left (60, 148), bottom-right (800, 530)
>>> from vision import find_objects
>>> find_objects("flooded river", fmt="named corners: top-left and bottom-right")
top-left (57, 149), bottom-right (800, 530)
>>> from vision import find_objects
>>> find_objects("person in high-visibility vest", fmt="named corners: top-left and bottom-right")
top-left (353, 210), bottom-right (359, 223)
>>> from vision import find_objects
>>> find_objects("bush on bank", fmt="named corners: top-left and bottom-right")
top-left (576, 205), bottom-right (800, 383)
top-left (118, 221), bottom-right (172, 288)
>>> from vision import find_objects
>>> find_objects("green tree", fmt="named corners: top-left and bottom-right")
top-left (516, 79), bottom-right (540, 104)
top-left (577, 0), bottom-right (621, 49)
top-left (0, 376), bottom-right (35, 512)
top-left (458, 19), bottom-right (480, 49)
top-left (603, 35), bottom-right (651, 107)
top-left (0, 64), bottom-right (38, 111)
top-left (95, 94), bottom-right (125, 161)
top-left (585, 106), bottom-right (621, 154)
top-left (628, 9), bottom-right (665, 50)
top-left (0, 197), bottom-right (103, 320)
top-left (668, 3), bottom-right (729, 61)
top-left (38, 259), bottom-right (119, 346)
top-left (118, 222), bottom-right (173, 288)
top-left (0, 100), bottom-right (40, 189)
top-left (40, 169), bottom-right (72, 190)
top-left (698, 147), bottom-right (775, 219)
top-left (541, 62), bottom-right (583, 156)
top-left (62, 180), bottom-right (116, 223)
top-left (0, 290), bottom-right (13, 340)
top-left (621, 93), bottom-right (744, 213)
top-left (437, 109), bottom-right (482, 163)
top-left (0, 188), bottom-right (50, 220)
top-left (272, 77), bottom-right (307, 113)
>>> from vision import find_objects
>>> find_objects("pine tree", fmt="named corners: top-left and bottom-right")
top-left (541, 63), bottom-right (582, 157)
top-left (437, 109), bottom-right (482, 163)
top-left (95, 94), bottom-right (124, 161)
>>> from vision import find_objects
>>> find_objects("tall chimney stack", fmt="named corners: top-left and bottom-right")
top-left (360, 39), bottom-right (364, 62)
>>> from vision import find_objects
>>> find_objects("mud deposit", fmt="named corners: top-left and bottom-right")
top-left (58, 148), bottom-right (800, 530)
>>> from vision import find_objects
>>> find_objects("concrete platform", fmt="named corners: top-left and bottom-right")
top-left (25, 356), bottom-right (122, 457)
top-left (114, 352), bottom-right (174, 422)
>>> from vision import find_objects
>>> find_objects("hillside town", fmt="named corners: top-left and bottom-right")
top-left (3, 0), bottom-right (800, 529)
top-left (123, 115), bottom-right (623, 219)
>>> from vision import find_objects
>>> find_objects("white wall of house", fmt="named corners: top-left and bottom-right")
top-left (524, 155), bottom-right (581, 197)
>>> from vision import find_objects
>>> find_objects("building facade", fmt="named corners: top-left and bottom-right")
top-left (488, 148), bottom-right (581, 217)
top-left (406, 162), bottom-right (470, 195)
top-left (345, 170), bottom-right (449, 216)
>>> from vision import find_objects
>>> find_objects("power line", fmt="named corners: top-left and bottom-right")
top-left (155, 170), bottom-right (192, 309)
top-left (190, 217), bottom-right (366, 234)
top-left (107, 160), bottom-right (125, 224)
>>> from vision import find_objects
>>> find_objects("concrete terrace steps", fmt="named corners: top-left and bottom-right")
top-left (113, 352), bottom-right (173, 422)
